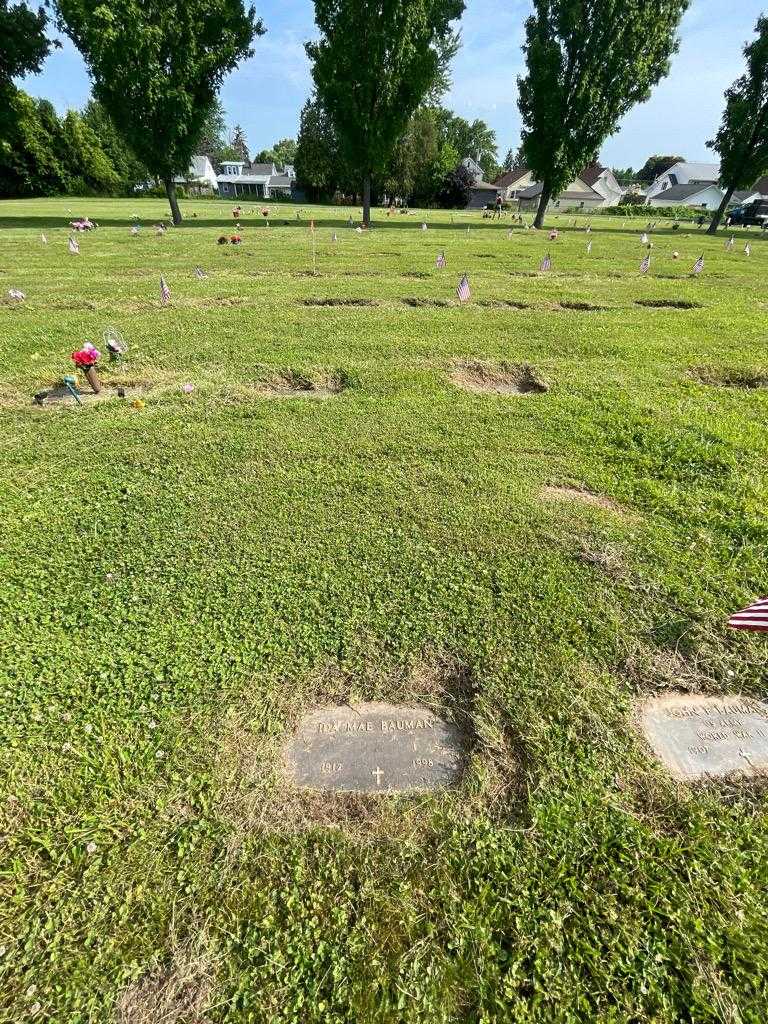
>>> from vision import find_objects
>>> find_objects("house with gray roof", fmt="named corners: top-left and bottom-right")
top-left (216, 160), bottom-right (296, 199)
top-left (646, 182), bottom-right (724, 210)
top-left (646, 161), bottom-right (720, 199)
top-left (517, 175), bottom-right (605, 213)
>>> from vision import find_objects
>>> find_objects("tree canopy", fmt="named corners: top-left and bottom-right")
top-left (306, 0), bottom-right (465, 225)
top-left (636, 154), bottom-right (684, 184)
top-left (517, 0), bottom-right (689, 226)
top-left (58, 0), bottom-right (263, 222)
top-left (253, 138), bottom-right (297, 166)
top-left (707, 16), bottom-right (768, 233)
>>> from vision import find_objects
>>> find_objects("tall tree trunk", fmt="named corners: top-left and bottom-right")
top-left (533, 182), bottom-right (553, 229)
top-left (164, 178), bottom-right (182, 225)
top-left (362, 175), bottom-right (371, 228)
top-left (707, 183), bottom-right (737, 235)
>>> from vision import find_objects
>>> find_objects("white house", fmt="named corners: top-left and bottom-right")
top-left (517, 175), bottom-right (606, 213)
top-left (174, 154), bottom-right (219, 193)
top-left (580, 164), bottom-right (624, 207)
top-left (492, 166), bottom-right (535, 201)
top-left (646, 161), bottom-right (719, 199)
top-left (216, 161), bottom-right (294, 199)
top-left (646, 183), bottom-right (724, 210)
top-left (460, 156), bottom-right (485, 183)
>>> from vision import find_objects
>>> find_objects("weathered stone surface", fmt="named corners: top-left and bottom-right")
top-left (640, 694), bottom-right (768, 781)
top-left (284, 702), bottom-right (465, 793)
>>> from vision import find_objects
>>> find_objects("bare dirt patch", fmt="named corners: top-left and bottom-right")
top-left (635, 299), bottom-right (702, 310)
top-left (253, 367), bottom-right (349, 399)
top-left (301, 297), bottom-right (378, 307)
top-left (688, 366), bottom-right (768, 389)
top-left (401, 271), bottom-right (431, 279)
top-left (473, 253), bottom-right (497, 259)
top-left (557, 301), bottom-right (606, 312)
top-left (541, 485), bottom-right (622, 512)
top-left (476, 299), bottom-right (529, 309)
top-left (402, 297), bottom-right (452, 308)
top-left (115, 936), bottom-right (213, 1024)
top-left (451, 360), bottom-right (549, 396)
top-left (31, 382), bottom-right (152, 408)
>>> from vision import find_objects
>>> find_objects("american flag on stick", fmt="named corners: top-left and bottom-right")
top-left (41, 233), bottom-right (47, 245)
top-left (691, 254), bottom-right (704, 276)
top-left (130, 225), bottom-right (139, 236)
top-left (539, 253), bottom-right (552, 272)
top-left (68, 235), bottom-right (80, 255)
top-left (586, 240), bottom-right (592, 254)
top-left (745, 243), bottom-right (751, 256)
top-left (726, 236), bottom-right (734, 251)
top-left (194, 266), bottom-right (208, 279)
top-left (436, 251), bottom-right (446, 269)
top-left (456, 273), bottom-right (471, 303)
top-left (639, 252), bottom-right (651, 274)
top-left (160, 275), bottom-right (171, 306)
top-left (728, 596), bottom-right (768, 632)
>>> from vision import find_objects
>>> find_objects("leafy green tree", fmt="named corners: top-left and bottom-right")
top-left (502, 146), bottom-right (526, 172)
top-left (82, 99), bottom-right (151, 191)
top-left (197, 97), bottom-right (227, 166)
top-left (433, 109), bottom-right (497, 178)
top-left (636, 154), bottom-right (684, 184)
top-left (231, 123), bottom-right (249, 161)
top-left (611, 166), bottom-right (636, 186)
top-left (58, 0), bottom-right (263, 223)
top-left (295, 97), bottom-right (340, 197)
top-left (0, 0), bottom-right (56, 83)
top-left (707, 16), bottom-right (768, 234)
top-left (517, 0), bottom-right (688, 227)
top-left (306, 0), bottom-right (465, 226)
top-left (60, 110), bottom-right (120, 194)
top-left (253, 138), bottom-right (297, 166)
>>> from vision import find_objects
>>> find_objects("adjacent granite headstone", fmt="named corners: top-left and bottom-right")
top-left (284, 702), bottom-right (465, 793)
top-left (640, 694), bottom-right (768, 781)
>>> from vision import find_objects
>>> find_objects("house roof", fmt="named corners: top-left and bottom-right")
top-left (517, 181), bottom-right (600, 201)
top-left (662, 161), bottom-right (719, 183)
top-left (753, 175), bottom-right (768, 195)
top-left (651, 183), bottom-right (721, 202)
top-left (492, 166), bottom-right (530, 188)
top-left (732, 190), bottom-right (759, 203)
top-left (579, 163), bottom-right (606, 187)
top-left (470, 181), bottom-right (499, 191)
top-left (216, 174), bottom-right (271, 184)
top-left (247, 162), bottom-right (277, 176)
top-left (269, 175), bottom-right (293, 189)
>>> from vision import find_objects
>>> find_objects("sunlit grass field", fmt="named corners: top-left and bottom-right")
top-left (1, 197), bottom-right (767, 1023)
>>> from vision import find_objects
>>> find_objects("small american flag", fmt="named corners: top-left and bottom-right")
top-left (130, 225), bottom-right (139, 236)
top-left (726, 236), bottom-right (734, 251)
top-left (539, 253), bottom-right (552, 272)
top-left (640, 232), bottom-right (649, 245)
top-left (728, 596), bottom-right (768, 632)
top-left (586, 225), bottom-right (591, 233)
top-left (41, 233), bottom-right (47, 245)
top-left (8, 288), bottom-right (25, 301)
top-left (421, 222), bottom-right (428, 231)
top-left (68, 235), bottom-right (80, 255)
top-left (456, 273), bottom-right (471, 303)
top-left (691, 254), bottom-right (704, 276)
top-left (194, 266), bottom-right (207, 279)
top-left (160, 275), bottom-right (171, 306)
top-left (745, 243), bottom-right (751, 256)
top-left (586, 241), bottom-right (592, 254)
top-left (639, 252), bottom-right (651, 274)
top-left (332, 232), bottom-right (338, 242)
top-left (436, 251), bottom-right (446, 269)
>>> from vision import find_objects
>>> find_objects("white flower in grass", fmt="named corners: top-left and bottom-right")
top-left (30, 1002), bottom-right (42, 1015)
top-left (86, 842), bottom-right (97, 855)
top-left (84, 724), bottom-right (93, 734)
top-left (26, 985), bottom-right (36, 997)
top-left (148, 720), bottom-right (157, 730)
top-left (155, 749), bottom-right (165, 758)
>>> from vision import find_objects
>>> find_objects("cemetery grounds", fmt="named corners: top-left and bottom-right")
top-left (1, 197), bottom-right (767, 1023)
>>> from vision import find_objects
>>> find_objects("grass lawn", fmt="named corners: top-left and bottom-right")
top-left (1, 196), bottom-right (767, 1023)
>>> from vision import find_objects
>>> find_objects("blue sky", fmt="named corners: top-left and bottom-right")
top-left (18, 0), bottom-right (766, 169)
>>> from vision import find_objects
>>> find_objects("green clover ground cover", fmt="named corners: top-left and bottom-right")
top-left (1, 198), bottom-right (767, 1023)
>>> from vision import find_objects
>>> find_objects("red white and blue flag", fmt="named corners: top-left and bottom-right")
top-left (726, 236), bottom-right (734, 251)
top-left (436, 251), bottom-right (446, 269)
top-left (68, 235), bottom-right (80, 255)
top-left (691, 254), bottom-right (704, 275)
top-left (160, 276), bottom-right (171, 305)
top-left (456, 273), bottom-right (471, 303)
top-left (540, 253), bottom-right (552, 271)
top-left (194, 266), bottom-right (207, 279)
top-left (41, 233), bottom-right (47, 245)
top-left (745, 243), bottom-right (751, 256)
top-left (586, 240), bottom-right (592, 254)
top-left (639, 252), bottom-right (651, 274)
top-left (728, 597), bottom-right (768, 632)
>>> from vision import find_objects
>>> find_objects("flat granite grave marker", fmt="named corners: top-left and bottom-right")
top-left (284, 702), bottom-right (465, 793)
top-left (640, 694), bottom-right (768, 781)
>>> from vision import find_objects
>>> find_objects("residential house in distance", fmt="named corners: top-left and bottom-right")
top-left (516, 174), bottom-right (605, 214)
top-left (216, 160), bottom-right (296, 199)
top-left (645, 161), bottom-right (719, 200)
top-left (459, 156), bottom-right (501, 210)
top-left (173, 155), bottom-right (219, 194)
top-left (646, 183), bottom-right (724, 211)
top-left (579, 163), bottom-right (624, 206)
top-left (492, 166), bottom-right (535, 201)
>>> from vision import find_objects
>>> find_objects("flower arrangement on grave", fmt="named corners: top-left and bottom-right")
top-left (71, 342), bottom-right (102, 393)
top-left (218, 235), bottom-right (228, 245)
top-left (230, 235), bottom-right (242, 245)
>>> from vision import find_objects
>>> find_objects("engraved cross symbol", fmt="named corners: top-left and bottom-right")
top-left (371, 766), bottom-right (384, 786)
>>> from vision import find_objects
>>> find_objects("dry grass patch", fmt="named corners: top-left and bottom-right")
top-left (301, 297), bottom-right (378, 307)
top-left (541, 485), bottom-right (622, 513)
top-left (402, 297), bottom-right (452, 308)
top-left (635, 298), bottom-right (702, 310)
top-left (688, 365), bottom-right (768, 389)
top-left (252, 367), bottom-right (348, 399)
top-left (476, 299), bottom-right (529, 309)
top-left (557, 301), bottom-right (606, 312)
top-left (451, 359), bottom-right (549, 396)
top-left (115, 935), bottom-right (214, 1024)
